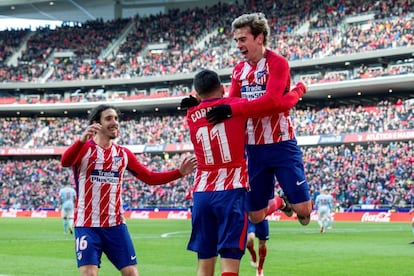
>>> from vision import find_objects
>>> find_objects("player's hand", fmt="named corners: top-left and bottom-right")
top-left (180, 95), bottom-right (199, 109)
top-left (206, 104), bottom-right (232, 124)
top-left (179, 156), bottom-right (197, 176)
top-left (80, 123), bottom-right (101, 143)
top-left (295, 81), bottom-right (307, 97)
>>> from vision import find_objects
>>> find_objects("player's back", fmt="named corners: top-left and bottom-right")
top-left (316, 194), bottom-right (332, 208)
top-left (188, 97), bottom-right (247, 170)
top-left (187, 97), bottom-right (249, 192)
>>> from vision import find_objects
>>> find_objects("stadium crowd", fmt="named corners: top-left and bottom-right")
top-left (0, 0), bottom-right (413, 84)
top-left (1, 0), bottom-right (414, 213)
top-left (1, 140), bottom-right (413, 211)
top-left (1, 99), bottom-right (412, 147)
top-left (1, 100), bottom-right (413, 211)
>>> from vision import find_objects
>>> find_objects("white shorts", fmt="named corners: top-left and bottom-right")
top-left (61, 208), bottom-right (74, 219)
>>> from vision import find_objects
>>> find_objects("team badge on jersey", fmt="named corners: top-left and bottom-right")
top-left (255, 69), bottom-right (267, 85)
top-left (113, 156), bottom-right (123, 166)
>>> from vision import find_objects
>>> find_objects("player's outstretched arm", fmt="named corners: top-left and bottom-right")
top-left (206, 82), bottom-right (307, 124)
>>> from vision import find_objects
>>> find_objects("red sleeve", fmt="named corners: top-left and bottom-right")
top-left (228, 64), bottom-right (242, 97)
top-left (61, 140), bottom-right (87, 167)
top-left (237, 82), bottom-right (306, 118)
top-left (125, 149), bottom-right (182, 185)
top-left (231, 54), bottom-right (301, 118)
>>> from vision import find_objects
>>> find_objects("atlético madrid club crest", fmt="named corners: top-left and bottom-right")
top-left (255, 70), bottom-right (267, 85)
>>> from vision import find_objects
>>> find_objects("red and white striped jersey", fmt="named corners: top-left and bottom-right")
top-left (61, 140), bottom-right (182, 227)
top-left (229, 49), bottom-right (296, 145)
top-left (187, 97), bottom-right (249, 192)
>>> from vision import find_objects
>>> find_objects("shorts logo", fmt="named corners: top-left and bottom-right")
top-left (77, 252), bottom-right (82, 260)
top-left (131, 255), bottom-right (137, 260)
top-left (296, 180), bottom-right (306, 186)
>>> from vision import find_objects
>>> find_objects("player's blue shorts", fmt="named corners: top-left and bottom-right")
top-left (246, 139), bottom-right (310, 212)
top-left (74, 224), bottom-right (137, 270)
top-left (187, 188), bottom-right (248, 260)
top-left (248, 220), bottom-right (269, 241)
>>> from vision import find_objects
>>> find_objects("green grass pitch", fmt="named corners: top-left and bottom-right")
top-left (0, 218), bottom-right (412, 275)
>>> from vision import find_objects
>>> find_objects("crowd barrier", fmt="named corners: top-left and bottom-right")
top-left (0, 210), bottom-right (412, 223)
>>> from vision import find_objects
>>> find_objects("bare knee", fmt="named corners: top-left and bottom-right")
top-left (292, 201), bottom-right (313, 226)
top-left (292, 201), bottom-right (312, 216)
top-left (249, 211), bottom-right (266, 224)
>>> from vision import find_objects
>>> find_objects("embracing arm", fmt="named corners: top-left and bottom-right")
top-left (233, 82), bottom-right (306, 118)
top-left (127, 151), bottom-right (197, 185)
top-left (207, 58), bottom-right (306, 124)
top-left (231, 57), bottom-right (304, 117)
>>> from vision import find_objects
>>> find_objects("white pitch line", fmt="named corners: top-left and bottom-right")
top-left (160, 231), bottom-right (189, 238)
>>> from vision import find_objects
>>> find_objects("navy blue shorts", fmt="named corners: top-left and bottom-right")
top-left (187, 189), bottom-right (248, 259)
top-left (248, 220), bottom-right (269, 241)
top-left (246, 139), bottom-right (310, 212)
top-left (74, 224), bottom-right (137, 270)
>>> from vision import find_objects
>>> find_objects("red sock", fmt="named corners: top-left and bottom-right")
top-left (258, 245), bottom-right (267, 270)
top-left (247, 243), bottom-right (257, 262)
top-left (222, 273), bottom-right (238, 276)
top-left (266, 197), bottom-right (283, 216)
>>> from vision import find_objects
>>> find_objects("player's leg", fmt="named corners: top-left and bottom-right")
top-left (248, 198), bottom-right (279, 224)
top-left (246, 169), bottom-right (283, 223)
top-left (216, 189), bottom-right (248, 276)
top-left (246, 225), bottom-right (257, 267)
top-left (120, 265), bottom-right (139, 276)
top-left (246, 145), bottom-right (285, 224)
top-left (63, 217), bottom-right (68, 233)
top-left (256, 240), bottom-right (266, 276)
top-left (220, 257), bottom-right (241, 276)
top-left (266, 195), bottom-right (291, 217)
top-left (317, 210), bottom-right (324, 232)
top-left (273, 141), bottom-right (312, 225)
top-left (68, 208), bottom-right (74, 234)
top-left (75, 227), bottom-right (102, 276)
top-left (322, 212), bottom-right (329, 233)
top-left (188, 192), bottom-right (220, 274)
top-left (62, 208), bottom-right (69, 234)
top-left (197, 257), bottom-right (217, 276)
top-left (328, 212), bottom-right (334, 229)
top-left (254, 220), bottom-right (269, 276)
top-left (79, 265), bottom-right (99, 276)
top-left (219, 248), bottom-right (244, 276)
top-left (279, 195), bottom-right (294, 217)
top-left (103, 224), bottom-right (138, 275)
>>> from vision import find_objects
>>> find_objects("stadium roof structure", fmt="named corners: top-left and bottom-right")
top-left (0, 0), bottom-right (209, 23)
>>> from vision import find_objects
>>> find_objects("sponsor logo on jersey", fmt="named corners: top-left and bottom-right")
top-left (241, 84), bottom-right (266, 100)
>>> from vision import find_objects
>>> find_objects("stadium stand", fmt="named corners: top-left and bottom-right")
top-left (0, 0), bottom-right (413, 211)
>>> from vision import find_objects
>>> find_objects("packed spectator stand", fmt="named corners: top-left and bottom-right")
top-left (0, 0), bottom-right (414, 212)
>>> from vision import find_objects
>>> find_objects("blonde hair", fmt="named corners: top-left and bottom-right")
top-left (231, 12), bottom-right (270, 46)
